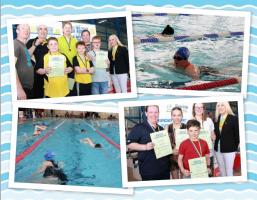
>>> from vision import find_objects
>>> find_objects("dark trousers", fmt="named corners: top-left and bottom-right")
top-left (141, 171), bottom-right (170, 181)
top-left (76, 82), bottom-right (92, 96)
top-left (23, 88), bottom-right (34, 99)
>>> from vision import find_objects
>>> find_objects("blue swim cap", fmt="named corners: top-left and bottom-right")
top-left (175, 47), bottom-right (190, 60)
top-left (44, 151), bottom-right (55, 161)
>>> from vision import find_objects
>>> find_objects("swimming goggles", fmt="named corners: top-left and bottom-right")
top-left (173, 56), bottom-right (184, 61)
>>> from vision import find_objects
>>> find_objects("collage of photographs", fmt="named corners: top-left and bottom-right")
top-left (7, 6), bottom-right (250, 195)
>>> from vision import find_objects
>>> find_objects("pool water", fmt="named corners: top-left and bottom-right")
top-left (15, 118), bottom-right (122, 188)
top-left (133, 14), bottom-right (244, 92)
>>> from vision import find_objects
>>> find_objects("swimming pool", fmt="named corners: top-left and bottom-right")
top-left (15, 118), bottom-right (122, 188)
top-left (133, 14), bottom-right (244, 92)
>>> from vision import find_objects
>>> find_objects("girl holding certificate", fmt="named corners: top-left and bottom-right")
top-left (192, 103), bottom-right (216, 176)
top-left (214, 102), bottom-right (239, 177)
top-left (43, 37), bottom-right (73, 98)
top-left (108, 34), bottom-right (129, 93)
top-left (73, 41), bottom-right (94, 95)
top-left (168, 107), bottom-right (186, 179)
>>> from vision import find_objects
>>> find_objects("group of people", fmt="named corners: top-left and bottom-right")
top-left (127, 102), bottom-right (239, 181)
top-left (14, 22), bottom-right (130, 100)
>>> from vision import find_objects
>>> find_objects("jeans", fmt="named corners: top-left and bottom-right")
top-left (91, 81), bottom-right (109, 94)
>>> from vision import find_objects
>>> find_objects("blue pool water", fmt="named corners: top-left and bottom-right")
top-left (15, 118), bottom-right (122, 188)
top-left (133, 14), bottom-right (244, 92)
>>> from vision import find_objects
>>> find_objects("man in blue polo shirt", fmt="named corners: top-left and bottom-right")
top-left (126, 105), bottom-right (171, 181)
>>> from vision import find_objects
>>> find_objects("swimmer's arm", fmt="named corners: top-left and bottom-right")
top-left (38, 162), bottom-right (48, 173)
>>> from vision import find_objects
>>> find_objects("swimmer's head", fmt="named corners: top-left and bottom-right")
top-left (44, 150), bottom-right (55, 161)
top-left (174, 47), bottom-right (190, 60)
top-left (95, 144), bottom-right (102, 148)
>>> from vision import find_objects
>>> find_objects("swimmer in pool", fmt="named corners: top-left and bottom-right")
top-left (172, 47), bottom-right (200, 80)
top-left (33, 125), bottom-right (42, 136)
top-left (80, 138), bottom-right (102, 148)
top-left (161, 25), bottom-right (174, 36)
top-left (81, 129), bottom-right (86, 133)
top-left (38, 151), bottom-right (68, 185)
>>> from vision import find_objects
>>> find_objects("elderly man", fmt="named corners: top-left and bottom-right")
top-left (26, 24), bottom-right (49, 99)
top-left (127, 105), bottom-right (171, 181)
top-left (14, 24), bottom-right (34, 100)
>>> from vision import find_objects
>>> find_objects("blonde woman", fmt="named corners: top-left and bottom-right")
top-left (192, 103), bottom-right (216, 176)
top-left (108, 34), bottom-right (129, 93)
top-left (214, 102), bottom-right (239, 177)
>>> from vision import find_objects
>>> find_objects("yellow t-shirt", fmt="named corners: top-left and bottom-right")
top-left (58, 36), bottom-right (77, 64)
top-left (44, 52), bottom-right (69, 98)
top-left (111, 45), bottom-right (118, 61)
top-left (74, 55), bottom-right (92, 84)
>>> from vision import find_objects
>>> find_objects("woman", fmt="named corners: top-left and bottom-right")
top-left (167, 107), bottom-right (186, 179)
top-left (192, 103), bottom-right (216, 175)
top-left (214, 102), bottom-right (239, 177)
top-left (108, 34), bottom-right (129, 93)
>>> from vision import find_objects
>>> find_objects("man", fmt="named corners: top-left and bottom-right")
top-left (172, 47), bottom-right (199, 80)
top-left (14, 24), bottom-right (34, 100)
top-left (81, 29), bottom-right (91, 53)
top-left (127, 105), bottom-right (171, 181)
top-left (26, 24), bottom-right (49, 99)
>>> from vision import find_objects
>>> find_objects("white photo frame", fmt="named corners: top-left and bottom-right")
top-left (7, 11), bottom-right (137, 103)
top-left (126, 6), bottom-right (251, 98)
top-left (119, 95), bottom-right (246, 187)
top-left (9, 102), bottom-right (133, 195)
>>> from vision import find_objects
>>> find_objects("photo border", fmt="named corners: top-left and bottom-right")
top-left (119, 95), bottom-right (247, 188)
top-left (126, 6), bottom-right (251, 98)
top-left (9, 102), bottom-right (133, 195)
top-left (7, 11), bottom-right (137, 103)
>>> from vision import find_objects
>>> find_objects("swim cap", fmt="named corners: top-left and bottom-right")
top-left (44, 150), bottom-right (55, 161)
top-left (175, 47), bottom-right (190, 60)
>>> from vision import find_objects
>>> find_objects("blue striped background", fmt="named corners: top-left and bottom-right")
top-left (1, 1), bottom-right (257, 199)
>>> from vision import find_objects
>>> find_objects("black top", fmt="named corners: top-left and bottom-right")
top-left (214, 114), bottom-right (239, 153)
top-left (127, 121), bottom-right (170, 176)
top-left (168, 123), bottom-right (187, 149)
top-left (108, 45), bottom-right (129, 75)
top-left (72, 56), bottom-right (93, 69)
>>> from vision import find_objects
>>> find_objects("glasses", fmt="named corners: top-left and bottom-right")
top-left (173, 56), bottom-right (184, 61)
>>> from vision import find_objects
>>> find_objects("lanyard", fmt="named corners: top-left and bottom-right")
top-left (77, 55), bottom-right (88, 68)
top-left (64, 36), bottom-right (72, 51)
top-left (190, 140), bottom-right (202, 157)
top-left (148, 121), bottom-right (160, 132)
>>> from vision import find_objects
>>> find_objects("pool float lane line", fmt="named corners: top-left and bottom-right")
top-left (94, 129), bottom-right (120, 150)
top-left (54, 119), bottom-right (66, 130)
top-left (178, 77), bottom-right (239, 90)
top-left (16, 129), bottom-right (54, 164)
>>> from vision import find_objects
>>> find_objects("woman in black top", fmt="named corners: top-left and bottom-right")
top-left (167, 107), bottom-right (186, 179)
top-left (108, 34), bottom-right (129, 93)
top-left (214, 102), bottom-right (239, 177)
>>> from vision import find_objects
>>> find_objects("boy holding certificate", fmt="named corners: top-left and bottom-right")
top-left (178, 119), bottom-right (211, 178)
top-left (43, 37), bottom-right (73, 98)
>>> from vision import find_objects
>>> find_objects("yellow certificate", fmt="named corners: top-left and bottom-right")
top-left (48, 55), bottom-right (65, 77)
top-left (175, 129), bottom-right (188, 149)
top-left (188, 157), bottom-right (208, 178)
top-left (199, 129), bottom-right (212, 150)
top-left (150, 130), bottom-right (172, 159)
top-left (95, 51), bottom-right (108, 68)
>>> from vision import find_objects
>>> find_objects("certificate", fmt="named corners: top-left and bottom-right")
top-left (199, 129), bottom-right (212, 150)
top-left (95, 51), bottom-right (108, 68)
top-left (150, 130), bottom-right (172, 159)
top-left (175, 129), bottom-right (188, 149)
top-left (188, 157), bottom-right (209, 178)
top-left (48, 55), bottom-right (65, 77)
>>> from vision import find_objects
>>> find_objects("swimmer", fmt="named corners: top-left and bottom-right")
top-left (81, 129), bottom-right (86, 133)
top-left (38, 151), bottom-right (68, 185)
top-left (33, 125), bottom-right (42, 136)
top-left (172, 47), bottom-right (200, 80)
top-left (161, 25), bottom-right (174, 36)
top-left (80, 138), bottom-right (102, 148)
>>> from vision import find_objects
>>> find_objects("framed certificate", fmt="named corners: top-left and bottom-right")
top-left (95, 51), bottom-right (108, 68)
top-left (199, 129), bottom-right (212, 150)
top-left (188, 157), bottom-right (209, 178)
top-left (175, 129), bottom-right (188, 149)
top-left (48, 55), bottom-right (65, 77)
top-left (150, 129), bottom-right (172, 159)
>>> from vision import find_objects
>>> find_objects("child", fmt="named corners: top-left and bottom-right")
top-left (87, 36), bottom-right (110, 95)
top-left (178, 119), bottom-right (211, 178)
top-left (43, 37), bottom-right (73, 98)
top-left (73, 41), bottom-right (94, 95)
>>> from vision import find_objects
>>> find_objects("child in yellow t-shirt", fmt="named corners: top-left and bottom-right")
top-left (43, 37), bottom-right (73, 98)
top-left (73, 41), bottom-right (94, 95)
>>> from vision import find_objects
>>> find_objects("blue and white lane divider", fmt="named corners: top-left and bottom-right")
top-left (134, 31), bottom-right (244, 44)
